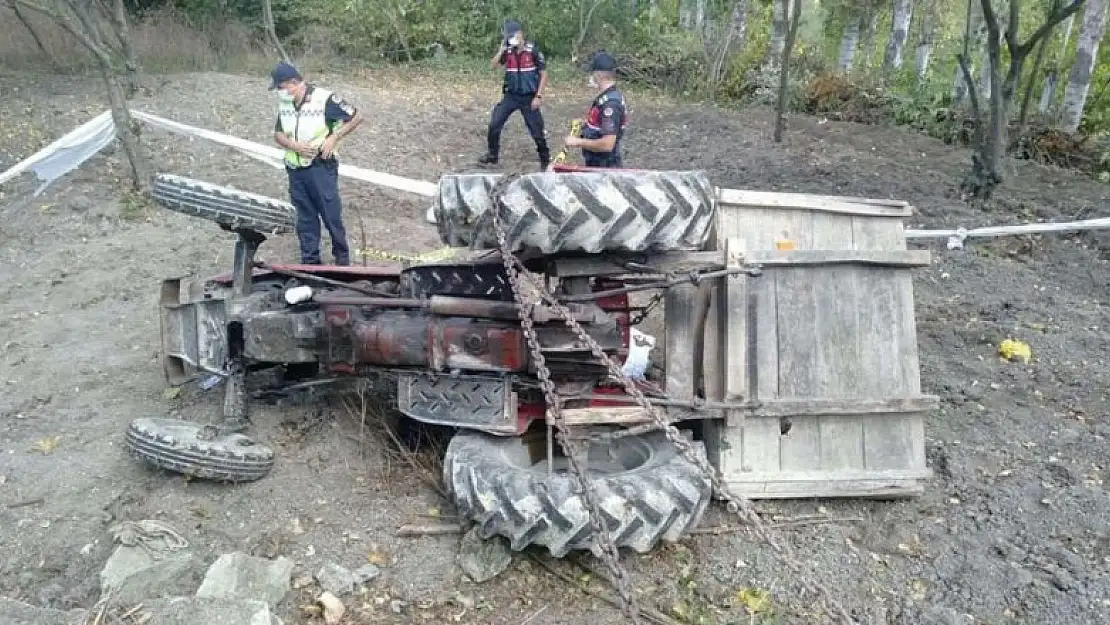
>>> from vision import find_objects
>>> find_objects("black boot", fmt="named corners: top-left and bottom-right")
top-left (537, 139), bottom-right (550, 170)
top-left (478, 153), bottom-right (499, 165)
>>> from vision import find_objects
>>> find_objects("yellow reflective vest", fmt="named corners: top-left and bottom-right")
top-left (277, 87), bottom-right (342, 168)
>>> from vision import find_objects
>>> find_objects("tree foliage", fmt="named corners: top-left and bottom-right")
top-left (13, 0), bottom-right (1110, 193)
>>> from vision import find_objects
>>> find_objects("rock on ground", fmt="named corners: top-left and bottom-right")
top-left (456, 527), bottom-right (512, 583)
top-left (100, 545), bottom-right (199, 605)
top-left (141, 597), bottom-right (280, 625)
top-left (0, 598), bottom-right (88, 625)
top-left (195, 552), bottom-right (294, 607)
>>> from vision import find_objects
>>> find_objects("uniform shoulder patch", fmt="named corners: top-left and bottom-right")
top-left (602, 107), bottom-right (613, 116)
top-left (330, 93), bottom-right (355, 115)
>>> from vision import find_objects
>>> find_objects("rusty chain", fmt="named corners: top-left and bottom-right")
top-left (486, 171), bottom-right (643, 624)
top-left (484, 171), bottom-right (857, 625)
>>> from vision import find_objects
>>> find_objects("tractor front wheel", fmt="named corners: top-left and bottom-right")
top-left (443, 428), bottom-right (713, 558)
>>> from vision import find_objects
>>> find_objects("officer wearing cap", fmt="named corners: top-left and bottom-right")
top-left (478, 19), bottom-right (551, 169)
top-left (564, 51), bottom-right (627, 168)
top-left (270, 61), bottom-right (363, 265)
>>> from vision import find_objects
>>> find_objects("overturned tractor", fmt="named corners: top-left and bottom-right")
top-left (131, 168), bottom-right (737, 557)
top-left (129, 166), bottom-right (936, 557)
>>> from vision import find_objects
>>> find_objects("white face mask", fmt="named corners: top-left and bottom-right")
top-left (588, 75), bottom-right (599, 90)
top-left (277, 88), bottom-right (294, 102)
top-left (509, 35), bottom-right (522, 47)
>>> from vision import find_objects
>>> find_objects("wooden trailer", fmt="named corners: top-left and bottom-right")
top-left (551, 187), bottom-right (936, 500)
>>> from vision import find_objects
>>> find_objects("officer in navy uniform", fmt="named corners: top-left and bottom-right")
top-left (479, 20), bottom-right (551, 169)
top-left (564, 51), bottom-right (627, 168)
top-left (270, 61), bottom-right (363, 265)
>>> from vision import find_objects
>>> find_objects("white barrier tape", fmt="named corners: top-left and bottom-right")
top-left (130, 110), bottom-right (438, 197)
top-left (905, 217), bottom-right (1110, 250)
top-left (0, 110), bottom-right (116, 196)
top-left (0, 109), bottom-right (437, 199)
top-left (5, 110), bottom-right (1108, 248)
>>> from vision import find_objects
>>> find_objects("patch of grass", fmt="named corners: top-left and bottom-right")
top-left (117, 189), bottom-right (151, 221)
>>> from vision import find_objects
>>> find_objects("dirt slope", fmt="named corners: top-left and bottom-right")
top-left (1, 68), bottom-right (1109, 624)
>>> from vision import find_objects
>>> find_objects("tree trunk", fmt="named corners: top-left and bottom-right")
top-left (838, 16), bottom-right (861, 73)
top-left (705, 1), bottom-right (748, 96)
top-left (262, 0), bottom-right (290, 63)
top-left (953, 0), bottom-right (984, 104)
top-left (1018, 8), bottom-right (1057, 130)
top-left (884, 0), bottom-right (914, 71)
top-left (774, 0), bottom-right (803, 143)
top-left (915, 1), bottom-right (936, 82)
top-left (1060, 0), bottom-right (1109, 133)
top-left (1039, 14), bottom-right (1074, 114)
top-left (99, 63), bottom-right (149, 192)
top-left (770, 0), bottom-right (788, 60)
top-left (858, 9), bottom-right (881, 71)
top-left (108, 0), bottom-right (142, 95)
top-left (679, 0), bottom-right (695, 29)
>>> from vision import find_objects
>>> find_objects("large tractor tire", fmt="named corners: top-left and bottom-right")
top-left (433, 170), bottom-right (717, 254)
top-left (152, 174), bottom-right (297, 235)
top-left (443, 428), bottom-right (713, 557)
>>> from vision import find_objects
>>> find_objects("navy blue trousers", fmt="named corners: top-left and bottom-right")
top-left (488, 93), bottom-right (549, 162)
top-left (286, 159), bottom-right (349, 265)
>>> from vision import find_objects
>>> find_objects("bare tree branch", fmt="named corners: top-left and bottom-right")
top-left (1018, 0), bottom-right (1085, 57)
top-left (7, 0), bottom-right (61, 69)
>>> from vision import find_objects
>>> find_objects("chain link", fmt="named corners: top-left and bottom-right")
top-left (487, 171), bottom-right (643, 624)
top-left (486, 172), bottom-right (855, 625)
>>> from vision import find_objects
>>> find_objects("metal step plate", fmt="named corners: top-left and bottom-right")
top-left (397, 374), bottom-right (518, 435)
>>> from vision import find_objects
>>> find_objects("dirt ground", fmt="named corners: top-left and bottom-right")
top-left (1, 66), bottom-right (1109, 625)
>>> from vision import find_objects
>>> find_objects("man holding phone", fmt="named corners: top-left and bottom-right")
top-left (478, 19), bottom-right (550, 170)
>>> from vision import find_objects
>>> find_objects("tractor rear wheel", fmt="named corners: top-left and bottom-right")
top-left (433, 170), bottom-right (717, 254)
top-left (443, 428), bottom-right (712, 557)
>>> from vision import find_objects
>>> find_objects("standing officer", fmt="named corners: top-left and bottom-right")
top-left (564, 51), bottom-right (627, 168)
top-left (270, 61), bottom-right (363, 266)
top-left (478, 19), bottom-right (550, 169)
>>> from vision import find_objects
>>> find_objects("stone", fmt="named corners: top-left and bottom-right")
top-left (141, 597), bottom-right (280, 625)
top-left (196, 552), bottom-right (294, 607)
top-left (100, 545), bottom-right (198, 605)
top-left (0, 598), bottom-right (88, 625)
top-left (315, 562), bottom-right (357, 595)
top-left (353, 563), bottom-right (381, 584)
top-left (456, 527), bottom-right (511, 583)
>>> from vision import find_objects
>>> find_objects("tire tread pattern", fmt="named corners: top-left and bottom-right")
top-left (433, 170), bottom-right (717, 254)
top-left (124, 417), bottom-right (275, 483)
top-left (443, 430), bottom-right (713, 557)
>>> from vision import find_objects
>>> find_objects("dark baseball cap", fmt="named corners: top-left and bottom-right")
top-left (502, 19), bottom-right (522, 37)
top-left (269, 61), bottom-right (301, 90)
top-left (585, 50), bottom-right (617, 72)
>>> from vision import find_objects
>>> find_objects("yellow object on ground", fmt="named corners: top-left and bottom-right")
top-left (998, 338), bottom-right (1032, 363)
top-left (356, 246), bottom-right (460, 264)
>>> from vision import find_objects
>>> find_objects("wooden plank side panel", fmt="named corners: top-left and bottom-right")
top-left (851, 215), bottom-right (907, 250)
top-left (863, 412), bottom-right (928, 471)
top-left (770, 266), bottom-right (823, 472)
top-left (717, 207), bottom-right (816, 252)
top-left (811, 211), bottom-right (857, 249)
top-left (664, 283), bottom-right (701, 401)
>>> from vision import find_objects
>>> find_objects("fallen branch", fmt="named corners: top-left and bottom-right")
top-left (6, 497), bottom-right (45, 508)
top-left (396, 523), bottom-right (464, 537)
top-left (516, 604), bottom-right (550, 625)
top-left (691, 516), bottom-right (864, 535)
